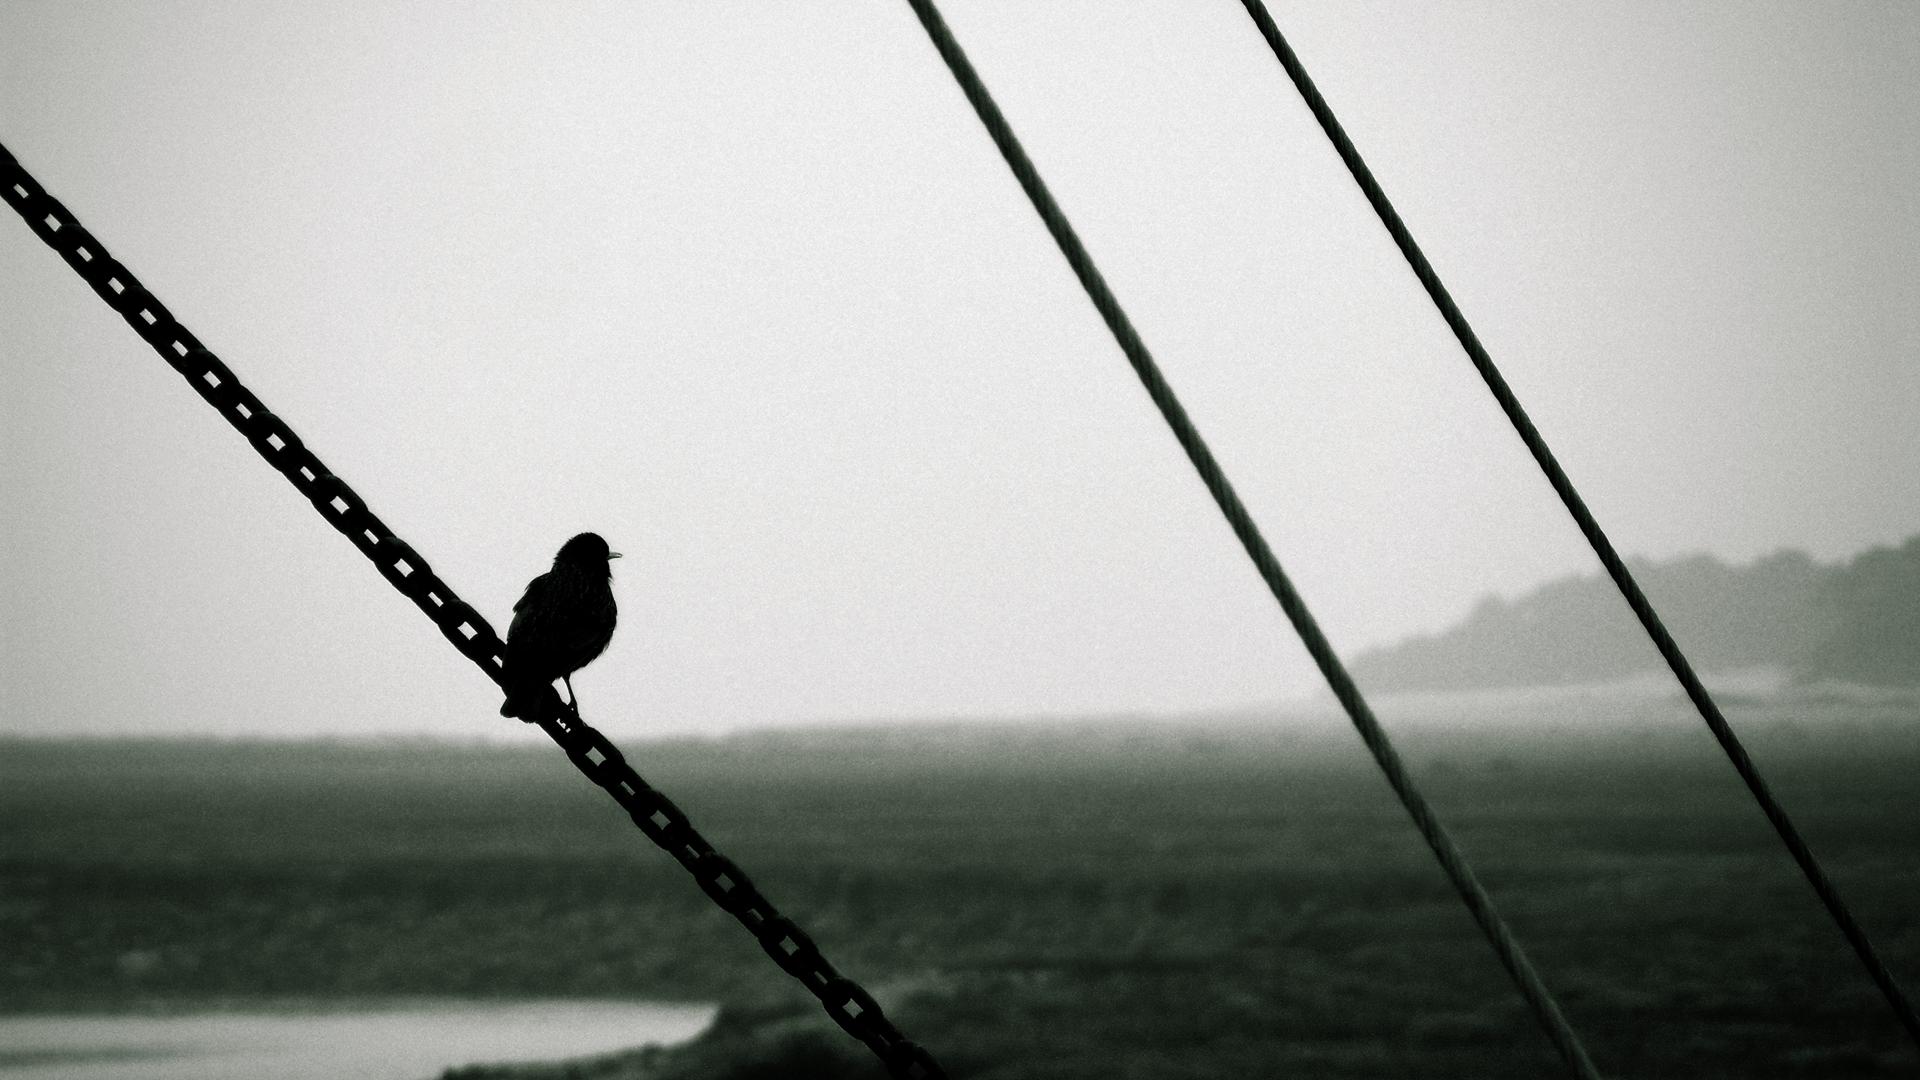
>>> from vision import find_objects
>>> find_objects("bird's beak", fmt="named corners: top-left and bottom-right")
top-left (609, 552), bottom-right (623, 559)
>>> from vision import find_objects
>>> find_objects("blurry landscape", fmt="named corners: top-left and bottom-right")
top-left (4, 5), bottom-right (1916, 1077)
top-left (4, 687), bottom-right (1917, 1078)
top-left (1352, 534), bottom-right (1920, 692)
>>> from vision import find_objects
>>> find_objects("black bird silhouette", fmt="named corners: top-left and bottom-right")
top-left (499, 532), bottom-right (620, 720)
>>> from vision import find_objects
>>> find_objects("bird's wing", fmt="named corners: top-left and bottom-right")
top-left (507, 571), bottom-right (551, 644)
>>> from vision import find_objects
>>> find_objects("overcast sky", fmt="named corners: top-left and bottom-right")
top-left (3, 2), bottom-right (1915, 740)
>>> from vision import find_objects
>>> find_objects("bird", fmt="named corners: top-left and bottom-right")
top-left (499, 532), bottom-right (621, 720)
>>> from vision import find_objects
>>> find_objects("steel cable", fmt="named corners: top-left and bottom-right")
top-left (902, 2), bottom-right (1602, 1076)
top-left (1236, 0), bottom-right (1920, 1050)
top-left (1, 140), bottom-right (944, 1080)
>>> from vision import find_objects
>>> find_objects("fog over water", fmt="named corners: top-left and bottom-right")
top-left (3, 3), bottom-right (1915, 738)
top-left (0, 1001), bottom-right (717, 1080)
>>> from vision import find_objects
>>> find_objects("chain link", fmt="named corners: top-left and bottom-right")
top-left (2, 140), bottom-right (943, 1080)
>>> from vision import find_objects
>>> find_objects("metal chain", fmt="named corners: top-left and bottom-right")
top-left (1235, 0), bottom-right (1920, 1052)
top-left (901, 2), bottom-right (1602, 1077)
top-left (1, 140), bottom-right (943, 1080)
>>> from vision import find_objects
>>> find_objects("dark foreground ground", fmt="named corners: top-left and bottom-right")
top-left (3, 689), bottom-right (1917, 1078)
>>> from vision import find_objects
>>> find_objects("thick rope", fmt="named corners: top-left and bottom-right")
top-left (1236, 0), bottom-right (1920, 1050)
top-left (1, 141), bottom-right (944, 1080)
top-left (901, 3), bottom-right (1602, 1076)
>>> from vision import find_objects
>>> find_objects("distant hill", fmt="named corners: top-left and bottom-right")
top-left (1349, 535), bottom-right (1920, 692)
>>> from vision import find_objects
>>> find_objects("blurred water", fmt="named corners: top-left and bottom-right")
top-left (0, 1000), bottom-right (716, 1080)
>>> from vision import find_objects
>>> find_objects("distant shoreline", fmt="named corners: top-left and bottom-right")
top-left (3, 673), bottom-right (1914, 749)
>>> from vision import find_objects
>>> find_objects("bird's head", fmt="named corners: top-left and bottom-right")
top-left (555, 532), bottom-right (621, 573)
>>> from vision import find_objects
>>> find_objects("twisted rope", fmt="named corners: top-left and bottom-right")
top-left (902, 2), bottom-right (1601, 1076)
top-left (1236, 0), bottom-right (1920, 1050)
top-left (1, 140), bottom-right (943, 1080)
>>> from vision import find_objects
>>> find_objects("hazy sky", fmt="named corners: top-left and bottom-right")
top-left (3, 2), bottom-right (1915, 739)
